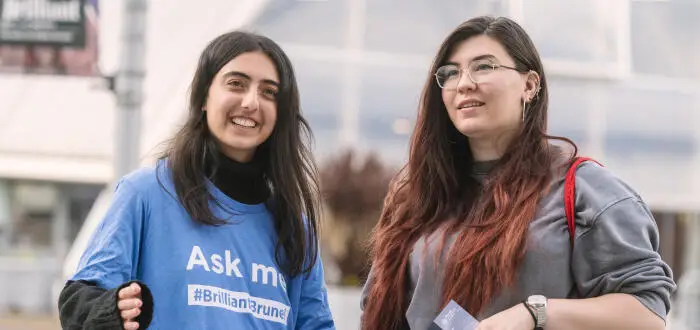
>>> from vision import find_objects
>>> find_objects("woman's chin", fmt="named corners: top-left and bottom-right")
top-left (454, 120), bottom-right (486, 138)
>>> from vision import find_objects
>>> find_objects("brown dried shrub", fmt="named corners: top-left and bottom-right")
top-left (319, 149), bottom-right (395, 286)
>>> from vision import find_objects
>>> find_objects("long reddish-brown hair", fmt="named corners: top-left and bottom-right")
top-left (362, 16), bottom-right (577, 329)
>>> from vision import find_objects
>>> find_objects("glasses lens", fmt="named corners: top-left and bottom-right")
top-left (435, 65), bottom-right (460, 89)
top-left (469, 61), bottom-right (497, 83)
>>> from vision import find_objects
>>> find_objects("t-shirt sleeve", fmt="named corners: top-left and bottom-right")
top-left (295, 252), bottom-right (335, 330)
top-left (570, 165), bottom-right (676, 321)
top-left (70, 179), bottom-right (147, 289)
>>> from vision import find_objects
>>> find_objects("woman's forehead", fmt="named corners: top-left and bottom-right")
top-left (216, 51), bottom-right (279, 84)
top-left (447, 35), bottom-right (512, 65)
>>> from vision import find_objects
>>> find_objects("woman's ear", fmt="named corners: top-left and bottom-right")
top-left (523, 70), bottom-right (541, 102)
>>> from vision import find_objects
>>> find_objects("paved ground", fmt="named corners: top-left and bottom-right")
top-left (0, 314), bottom-right (59, 330)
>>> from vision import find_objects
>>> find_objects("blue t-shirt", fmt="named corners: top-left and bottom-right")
top-left (71, 163), bottom-right (335, 329)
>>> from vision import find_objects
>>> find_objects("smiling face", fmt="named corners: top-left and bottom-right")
top-left (441, 35), bottom-right (535, 142)
top-left (203, 51), bottom-right (279, 163)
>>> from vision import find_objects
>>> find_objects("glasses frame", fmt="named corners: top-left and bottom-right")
top-left (434, 63), bottom-right (527, 89)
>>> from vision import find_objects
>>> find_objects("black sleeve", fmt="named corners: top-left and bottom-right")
top-left (58, 280), bottom-right (154, 330)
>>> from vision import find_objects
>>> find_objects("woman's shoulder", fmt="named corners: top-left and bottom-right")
top-left (117, 159), bottom-right (173, 197)
top-left (573, 160), bottom-right (641, 202)
top-left (547, 144), bottom-right (642, 206)
top-left (565, 158), bottom-right (654, 227)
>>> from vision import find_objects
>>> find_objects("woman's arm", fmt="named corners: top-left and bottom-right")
top-left (58, 280), bottom-right (154, 330)
top-left (558, 165), bottom-right (675, 328)
top-left (58, 280), bottom-right (122, 330)
top-left (479, 293), bottom-right (664, 330)
top-left (59, 179), bottom-right (152, 329)
top-left (546, 293), bottom-right (664, 330)
top-left (294, 253), bottom-right (336, 330)
top-left (480, 165), bottom-right (675, 330)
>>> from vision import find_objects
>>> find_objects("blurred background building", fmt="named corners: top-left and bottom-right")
top-left (0, 0), bottom-right (698, 329)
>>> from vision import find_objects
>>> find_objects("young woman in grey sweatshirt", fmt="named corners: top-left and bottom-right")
top-left (360, 16), bottom-right (675, 330)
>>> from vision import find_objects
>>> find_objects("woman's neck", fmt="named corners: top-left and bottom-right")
top-left (468, 137), bottom-right (507, 161)
top-left (205, 151), bottom-right (269, 205)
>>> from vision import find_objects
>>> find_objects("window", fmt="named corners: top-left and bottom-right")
top-left (0, 180), bottom-right (102, 251)
top-left (253, 0), bottom-right (347, 48)
top-left (547, 77), bottom-right (595, 146)
top-left (290, 58), bottom-right (342, 157)
top-left (517, 0), bottom-right (630, 78)
top-left (10, 182), bottom-right (57, 248)
top-left (364, 0), bottom-right (508, 54)
top-left (604, 85), bottom-right (697, 156)
top-left (630, 0), bottom-right (700, 80)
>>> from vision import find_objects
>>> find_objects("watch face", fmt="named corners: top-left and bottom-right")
top-left (529, 295), bottom-right (547, 307)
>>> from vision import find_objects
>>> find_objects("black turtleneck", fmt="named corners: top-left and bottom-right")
top-left (205, 152), bottom-right (270, 205)
top-left (471, 159), bottom-right (500, 183)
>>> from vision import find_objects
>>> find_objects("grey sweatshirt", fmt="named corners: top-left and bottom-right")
top-left (360, 160), bottom-right (676, 330)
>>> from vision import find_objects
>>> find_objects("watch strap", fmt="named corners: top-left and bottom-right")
top-left (521, 300), bottom-right (538, 330)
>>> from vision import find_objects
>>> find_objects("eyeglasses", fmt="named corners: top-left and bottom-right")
top-left (434, 61), bottom-right (525, 90)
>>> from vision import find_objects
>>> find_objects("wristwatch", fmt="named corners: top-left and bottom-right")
top-left (526, 295), bottom-right (547, 330)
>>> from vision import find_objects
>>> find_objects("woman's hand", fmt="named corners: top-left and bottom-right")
top-left (117, 283), bottom-right (143, 330)
top-left (475, 302), bottom-right (535, 330)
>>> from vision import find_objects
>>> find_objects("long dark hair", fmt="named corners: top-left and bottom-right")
top-left (158, 31), bottom-right (321, 277)
top-left (362, 16), bottom-right (576, 329)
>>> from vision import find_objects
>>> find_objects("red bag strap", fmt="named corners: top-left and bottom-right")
top-left (564, 157), bottom-right (602, 249)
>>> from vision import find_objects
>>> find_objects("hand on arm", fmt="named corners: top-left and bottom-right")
top-left (118, 283), bottom-right (144, 330)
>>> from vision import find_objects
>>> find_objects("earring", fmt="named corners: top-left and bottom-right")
top-left (522, 98), bottom-right (528, 122)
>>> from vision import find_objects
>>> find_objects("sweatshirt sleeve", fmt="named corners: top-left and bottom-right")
top-left (570, 163), bottom-right (676, 321)
top-left (58, 280), bottom-right (154, 330)
top-left (360, 266), bottom-right (374, 312)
